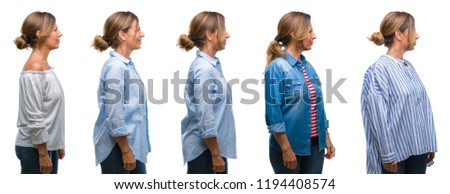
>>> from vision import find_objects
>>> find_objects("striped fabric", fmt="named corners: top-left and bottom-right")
top-left (361, 55), bottom-right (438, 174)
top-left (301, 66), bottom-right (318, 138)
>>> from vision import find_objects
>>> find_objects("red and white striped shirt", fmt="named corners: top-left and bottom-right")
top-left (301, 66), bottom-right (318, 138)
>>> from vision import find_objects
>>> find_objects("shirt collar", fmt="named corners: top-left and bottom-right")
top-left (382, 54), bottom-right (409, 67)
top-left (110, 51), bottom-right (134, 67)
top-left (196, 50), bottom-right (220, 67)
top-left (284, 50), bottom-right (306, 67)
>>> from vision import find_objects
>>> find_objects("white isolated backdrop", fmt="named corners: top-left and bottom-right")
top-left (0, 0), bottom-right (448, 193)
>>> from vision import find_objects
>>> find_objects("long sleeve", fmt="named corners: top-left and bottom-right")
top-left (22, 74), bottom-right (49, 145)
top-left (362, 65), bottom-right (396, 163)
top-left (264, 63), bottom-right (286, 134)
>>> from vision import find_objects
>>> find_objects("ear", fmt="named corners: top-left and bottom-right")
top-left (205, 30), bottom-right (213, 41)
top-left (118, 30), bottom-right (127, 42)
top-left (35, 30), bottom-right (42, 39)
top-left (290, 32), bottom-right (296, 39)
top-left (394, 30), bottom-right (402, 41)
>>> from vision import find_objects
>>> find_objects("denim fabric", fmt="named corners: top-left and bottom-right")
top-left (187, 149), bottom-right (228, 174)
top-left (100, 144), bottom-right (147, 174)
top-left (269, 138), bottom-right (324, 174)
top-left (15, 145), bottom-right (59, 174)
top-left (381, 153), bottom-right (428, 174)
top-left (265, 51), bottom-right (328, 156)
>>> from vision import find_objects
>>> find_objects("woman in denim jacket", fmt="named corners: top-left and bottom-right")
top-left (264, 11), bottom-right (335, 174)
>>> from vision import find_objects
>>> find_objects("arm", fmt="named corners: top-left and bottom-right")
top-left (192, 66), bottom-right (224, 172)
top-left (325, 130), bottom-right (336, 159)
top-left (363, 66), bottom-right (397, 172)
top-left (264, 64), bottom-right (296, 169)
top-left (36, 143), bottom-right (52, 174)
top-left (272, 133), bottom-right (297, 169)
top-left (23, 74), bottom-right (52, 173)
top-left (204, 137), bottom-right (225, 172)
top-left (115, 136), bottom-right (136, 171)
top-left (102, 63), bottom-right (135, 170)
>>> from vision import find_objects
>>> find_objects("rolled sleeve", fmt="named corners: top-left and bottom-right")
top-left (195, 128), bottom-right (219, 138)
top-left (268, 122), bottom-right (286, 133)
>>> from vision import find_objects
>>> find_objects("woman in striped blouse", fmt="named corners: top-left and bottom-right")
top-left (361, 11), bottom-right (437, 174)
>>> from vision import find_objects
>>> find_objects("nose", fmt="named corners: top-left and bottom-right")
top-left (312, 32), bottom-right (316, 39)
top-left (141, 30), bottom-right (145, 37)
top-left (226, 32), bottom-right (230, 39)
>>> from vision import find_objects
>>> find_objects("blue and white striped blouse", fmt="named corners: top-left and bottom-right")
top-left (361, 55), bottom-right (437, 174)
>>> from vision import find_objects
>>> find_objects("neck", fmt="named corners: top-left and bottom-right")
top-left (115, 44), bottom-right (132, 59)
top-left (286, 44), bottom-right (303, 61)
top-left (201, 43), bottom-right (217, 58)
top-left (386, 44), bottom-right (406, 60)
top-left (31, 45), bottom-right (51, 62)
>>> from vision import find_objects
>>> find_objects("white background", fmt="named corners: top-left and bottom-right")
top-left (0, 0), bottom-right (448, 193)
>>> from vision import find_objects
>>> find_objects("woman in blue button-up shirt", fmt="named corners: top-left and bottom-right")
top-left (177, 11), bottom-right (236, 174)
top-left (92, 11), bottom-right (151, 174)
top-left (265, 11), bottom-right (335, 174)
top-left (361, 11), bottom-right (437, 174)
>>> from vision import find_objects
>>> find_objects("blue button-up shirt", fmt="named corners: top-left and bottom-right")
top-left (181, 50), bottom-right (237, 163)
top-left (265, 51), bottom-right (328, 155)
top-left (361, 55), bottom-right (437, 174)
top-left (93, 51), bottom-right (151, 165)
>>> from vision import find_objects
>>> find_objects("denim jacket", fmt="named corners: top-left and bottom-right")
top-left (265, 51), bottom-right (328, 155)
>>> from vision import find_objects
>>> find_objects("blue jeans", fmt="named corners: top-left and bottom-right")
top-left (15, 145), bottom-right (59, 174)
top-left (187, 149), bottom-right (228, 174)
top-left (100, 144), bottom-right (147, 174)
top-left (270, 137), bottom-right (324, 174)
top-left (382, 153), bottom-right (428, 174)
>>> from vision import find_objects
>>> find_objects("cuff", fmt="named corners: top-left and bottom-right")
top-left (196, 128), bottom-right (218, 138)
top-left (268, 122), bottom-right (286, 133)
top-left (110, 126), bottom-right (129, 137)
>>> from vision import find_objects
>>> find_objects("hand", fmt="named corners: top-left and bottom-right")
top-left (58, 149), bottom-right (65, 160)
top-left (427, 152), bottom-right (435, 167)
top-left (211, 154), bottom-right (226, 173)
top-left (282, 148), bottom-right (297, 170)
top-left (383, 161), bottom-right (397, 173)
top-left (325, 133), bottom-right (336, 159)
top-left (122, 151), bottom-right (136, 172)
top-left (39, 154), bottom-right (53, 174)
top-left (427, 152), bottom-right (435, 164)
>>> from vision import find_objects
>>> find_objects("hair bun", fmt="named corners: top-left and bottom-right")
top-left (369, 32), bottom-right (385, 46)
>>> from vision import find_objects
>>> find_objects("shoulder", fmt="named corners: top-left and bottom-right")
top-left (102, 57), bottom-right (127, 72)
top-left (266, 57), bottom-right (292, 73)
top-left (23, 60), bottom-right (51, 72)
top-left (189, 58), bottom-right (215, 75)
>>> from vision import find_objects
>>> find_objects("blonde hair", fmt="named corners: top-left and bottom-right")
top-left (92, 11), bottom-right (139, 52)
top-left (177, 11), bottom-right (226, 52)
top-left (13, 11), bottom-right (56, 50)
top-left (266, 11), bottom-right (311, 69)
top-left (369, 11), bottom-right (416, 47)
